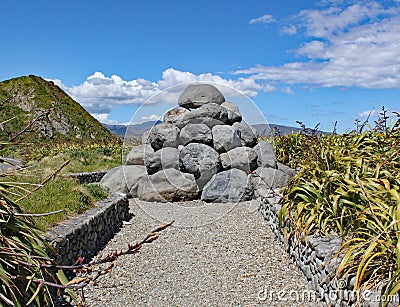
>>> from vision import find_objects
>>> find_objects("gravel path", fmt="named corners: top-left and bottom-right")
top-left (84, 198), bottom-right (315, 306)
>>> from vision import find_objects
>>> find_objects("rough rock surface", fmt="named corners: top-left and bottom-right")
top-left (180, 143), bottom-right (220, 189)
top-left (253, 141), bottom-right (278, 169)
top-left (212, 125), bottom-right (242, 153)
top-left (179, 123), bottom-right (212, 146)
top-left (221, 101), bottom-right (242, 124)
top-left (220, 147), bottom-right (258, 173)
top-left (277, 162), bottom-right (297, 178)
top-left (163, 107), bottom-right (190, 127)
top-left (125, 144), bottom-right (154, 165)
top-left (148, 123), bottom-right (180, 150)
top-left (144, 147), bottom-right (180, 175)
top-left (178, 84), bottom-right (225, 108)
top-left (100, 165), bottom-right (147, 194)
top-left (136, 168), bottom-right (199, 202)
top-left (201, 169), bottom-right (253, 202)
top-left (182, 103), bottom-right (229, 128)
top-left (250, 167), bottom-right (290, 197)
top-left (101, 83), bottom-right (294, 203)
top-left (232, 122), bottom-right (258, 148)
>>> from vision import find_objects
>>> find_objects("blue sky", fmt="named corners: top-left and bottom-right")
top-left (1, 0), bottom-right (399, 132)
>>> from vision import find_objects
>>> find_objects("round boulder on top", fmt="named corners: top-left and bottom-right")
top-left (178, 84), bottom-right (225, 109)
top-left (179, 123), bottom-right (213, 146)
top-left (179, 143), bottom-right (221, 189)
top-left (147, 123), bottom-right (180, 150)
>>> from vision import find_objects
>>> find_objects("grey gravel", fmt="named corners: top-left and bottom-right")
top-left (84, 199), bottom-right (316, 306)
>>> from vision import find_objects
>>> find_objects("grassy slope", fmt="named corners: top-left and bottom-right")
top-left (0, 75), bottom-right (117, 146)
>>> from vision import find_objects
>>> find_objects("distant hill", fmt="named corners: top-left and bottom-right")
top-left (0, 75), bottom-right (117, 145)
top-left (103, 121), bottom-right (327, 141)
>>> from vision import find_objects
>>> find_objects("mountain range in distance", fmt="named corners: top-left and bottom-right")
top-left (103, 121), bottom-right (328, 141)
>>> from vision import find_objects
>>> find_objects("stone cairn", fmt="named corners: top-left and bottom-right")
top-left (100, 84), bottom-right (296, 203)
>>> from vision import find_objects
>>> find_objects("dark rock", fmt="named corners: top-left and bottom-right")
top-left (125, 144), bottom-right (154, 165)
top-left (182, 103), bottom-right (229, 128)
top-left (220, 147), bottom-right (258, 173)
top-left (253, 141), bottom-right (277, 168)
top-left (232, 122), bottom-right (258, 147)
top-left (212, 125), bottom-right (242, 153)
top-left (201, 168), bottom-right (253, 202)
top-left (163, 107), bottom-right (190, 128)
top-left (179, 143), bottom-right (220, 189)
top-left (178, 84), bottom-right (225, 109)
top-left (144, 147), bottom-right (180, 175)
top-left (100, 165), bottom-right (147, 194)
top-left (148, 123), bottom-right (180, 150)
top-left (179, 123), bottom-right (212, 146)
top-left (136, 168), bottom-right (199, 202)
top-left (220, 101), bottom-right (242, 124)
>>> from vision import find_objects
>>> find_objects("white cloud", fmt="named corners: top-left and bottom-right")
top-left (236, 1), bottom-right (400, 89)
top-left (280, 24), bottom-right (297, 35)
top-left (249, 14), bottom-right (276, 25)
top-left (91, 113), bottom-right (122, 125)
top-left (140, 114), bottom-right (161, 121)
top-left (57, 68), bottom-right (277, 123)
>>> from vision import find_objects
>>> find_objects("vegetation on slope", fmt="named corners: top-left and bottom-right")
top-left (276, 109), bottom-right (400, 305)
top-left (0, 75), bottom-right (118, 157)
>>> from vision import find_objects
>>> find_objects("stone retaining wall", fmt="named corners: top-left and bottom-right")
top-left (66, 170), bottom-right (108, 184)
top-left (43, 194), bottom-right (131, 266)
top-left (259, 196), bottom-right (399, 307)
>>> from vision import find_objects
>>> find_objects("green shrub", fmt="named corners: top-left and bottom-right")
top-left (277, 111), bottom-right (400, 305)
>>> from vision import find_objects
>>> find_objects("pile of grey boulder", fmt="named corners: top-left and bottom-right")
top-left (100, 84), bottom-right (296, 203)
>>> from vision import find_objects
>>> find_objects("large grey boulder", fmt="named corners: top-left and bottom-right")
top-left (136, 168), bottom-right (199, 202)
top-left (250, 167), bottom-right (290, 198)
top-left (221, 101), bottom-right (242, 124)
top-left (220, 147), bottom-right (258, 173)
top-left (100, 165), bottom-right (147, 195)
top-left (147, 123), bottom-right (180, 150)
top-left (232, 122), bottom-right (258, 148)
top-left (201, 169), bottom-right (253, 203)
top-left (141, 131), bottom-right (151, 145)
top-left (182, 103), bottom-right (229, 128)
top-left (277, 162), bottom-right (297, 178)
top-left (179, 123), bottom-right (212, 146)
top-left (125, 144), bottom-right (154, 165)
top-left (178, 84), bottom-right (225, 109)
top-left (179, 143), bottom-right (220, 189)
top-left (144, 147), bottom-right (180, 175)
top-left (163, 107), bottom-right (190, 128)
top-left (253, 140), bottom-right (277, 169)
top-left (212, 125), bottom-right (242, 153)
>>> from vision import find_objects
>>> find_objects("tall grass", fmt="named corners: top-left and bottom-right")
top-left (277, 110), bottom-right (400, 305)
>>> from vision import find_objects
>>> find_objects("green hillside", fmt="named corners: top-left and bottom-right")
top-left (0, 75), bottom-right (116, 146)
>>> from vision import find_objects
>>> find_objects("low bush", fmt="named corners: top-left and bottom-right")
top-left (277, 109), bottom-right (400, 305)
